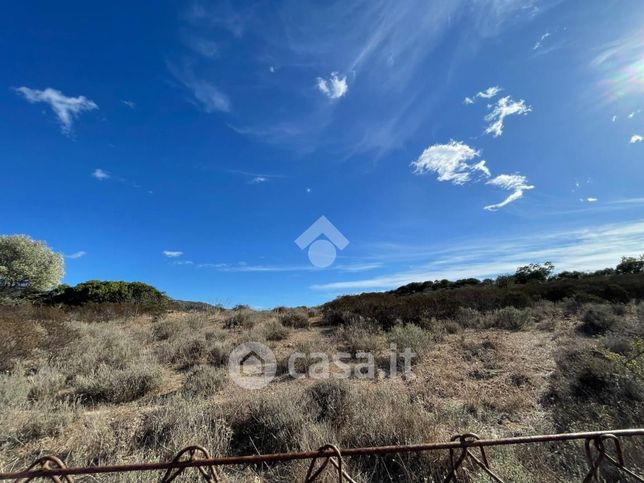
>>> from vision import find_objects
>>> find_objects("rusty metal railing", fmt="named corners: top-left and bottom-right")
top-left (1, 429), bottom-right (642, 482)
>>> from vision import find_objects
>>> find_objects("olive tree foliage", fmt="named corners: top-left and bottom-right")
top-left (0, 235), bottom-right (64, 291)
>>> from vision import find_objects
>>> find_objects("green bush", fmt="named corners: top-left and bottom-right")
top-left (47, 280), bottom-right (168, 309)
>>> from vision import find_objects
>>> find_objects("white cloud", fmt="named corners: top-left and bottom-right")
top-left (92, 168), bottom-right (110, 180)
top-left (172, 260), bottom-right (194, 265)
top-left (411, 140), bottom-right (490, 185)
top-left (612, 115), bottom-right (617, 123)
top-left (627, 110), bottom-right (640, 119)
top-left (533, 32), bottom-right (550, 50)
top-left (163, 250), bottom-right (183, 257)
top-left (586, 197), bottom-right (598, 202)
top-left (464, 86), bottom-right (502, 104)
top-left (251, 176), bottom-right (267, 183)
top-left (168, 63), bottom-right (230, 113)
top-left (630, 135), bottom-right (643, 144)
top-left (484, 173), bottom-right (534, 211)
top-left (477, 86), bottom-right (502, 99)
top-left (484, 96), bottom-right (531, 137)
top-left (185, 78), bottom-right (230, 112)
top-left (66, 251), bottom-right (86, 259)
top-left (316, 72), bottom-right (348, 99)
top-left (121, 100), bottom-right (136, 109)
top-left (15, 87), bottom-right (98, 134)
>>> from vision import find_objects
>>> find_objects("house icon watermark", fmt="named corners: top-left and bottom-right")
top-left (295, 216), bottom-right (349, 268)
top-left (228, 342), bottom-right (276, 390)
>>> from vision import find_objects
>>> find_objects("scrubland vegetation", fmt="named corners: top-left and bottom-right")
top-left (1, 251), bottom-right (643, 481)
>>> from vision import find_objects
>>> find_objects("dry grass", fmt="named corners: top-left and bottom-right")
top-left (0, 302), bottom-right (641, 482)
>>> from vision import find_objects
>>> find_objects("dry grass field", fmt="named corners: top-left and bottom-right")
top-left (0, 301), bottom-right (642, 482)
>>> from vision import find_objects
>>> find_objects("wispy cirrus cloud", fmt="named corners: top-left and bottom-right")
top-left (484, 96), bottom-right (532, 137)
top-left (226, 169), bottom-right (286, 184)
top-left (533, 32), bottom-right (550, 50)
top-left (175, 0), bottom-right (546, 156)
top-left (484, 174), bottom-right (535, 211)
top-left (14, 87), bottom-right (98, 135)
top-left (168, 62), bottom-right (230, 113)
top-left (65, 251), bottom-right (86, 259)
top-left (311, 219), bottom-right (644, 291)
top-left (464, 85), bottom-right (502, 104)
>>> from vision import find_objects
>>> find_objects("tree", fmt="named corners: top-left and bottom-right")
top-left (514, 262), bottom-right (555, 284)
top-left (615, 255), bottom-right (644, 274)
top-left (0, 235), bottom-right (64, 291)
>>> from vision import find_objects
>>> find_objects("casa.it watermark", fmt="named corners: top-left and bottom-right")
top-left (228, 342), bottom-right (416, 390)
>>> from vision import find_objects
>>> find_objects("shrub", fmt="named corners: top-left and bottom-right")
top-left (27, 366), bottom-right (66, 402)
top-left (183, 365), bottom-right (227, 397)
top-left (305, 379), bottom-right (355, 426)
top-left (322, 309), bottom-right (363, 326)
top-left (279, 311), bottom-right (310, 329)
top-left (152, 318), bottom-right (183, 340)
top-left (61, 323), bottom-right (138, 376)
top-left (483, 307), bottom-right (530, 331)
top-left (578, 305), bottom-right (621, 336)
top-left (47, 280), bottom-right (168, 308)
top-left (454, 307), bottom-right (482, 328)
top-left (230, 393), bottom-right (320, 455)
top-left (335, 321), bottom-right (384, 354)
top-left (207, 341), bottom-right (231, 367)
top-left (157, 336), bottom-right (209, 368)
top-left (0, 370), bottom-right (30, 408)
top-left (16, 400), bottom-right (77, 441)
top-left (139, 395), bottom-right (232, 457)
top-left (340, 386), bottom-right (439, 480)
top-left (263, 319), bottom-right (289, 341)
top-left (388, 324), bottom-right (432, 357)
top-left (548, 341), bottom-right (644, 430)
top-left (224, 311), bottom-right (254, 329)
top-left (75, 362), bottom-right (162, 404)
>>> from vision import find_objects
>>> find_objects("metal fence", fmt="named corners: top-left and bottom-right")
top-left (1, 429), bottom-right (642, 482)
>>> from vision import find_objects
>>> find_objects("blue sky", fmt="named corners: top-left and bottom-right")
top-left (2, 0), bottom-right (644, 307)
